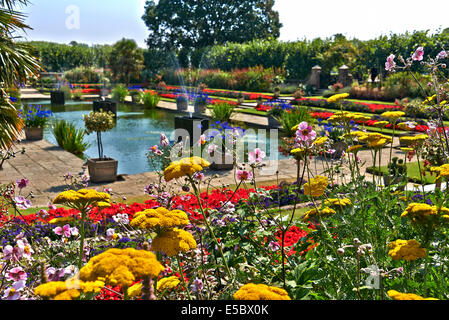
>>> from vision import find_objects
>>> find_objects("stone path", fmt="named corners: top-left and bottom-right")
top-left (6, 89), bottom-right (427, 208)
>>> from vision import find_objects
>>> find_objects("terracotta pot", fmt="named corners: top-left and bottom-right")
top-left (24, 127), bottom-right (44, 141)
top-left (87, 158), bottom-right (118, 183)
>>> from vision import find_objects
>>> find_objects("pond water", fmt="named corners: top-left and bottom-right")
top-left (27, 101), bottom-right (288, 175)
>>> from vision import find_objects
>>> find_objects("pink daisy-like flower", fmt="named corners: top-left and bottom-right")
top-left (437, 50), bottom-right (448, 60)
top-left (14, 196), bottom-right (32, 210)
top-left (53, 224), bottom-right (74, 238)
top-left (160, 133), bottom-right (169, 147)
top-left (295, 122), bottom-right (317, 142)
top-left (385, 54), bottom-right (396, 71)
top-left (6, 267), bottom-right (27, 282)
top-left (236, 170), bottom-right (252, 181)
top-left (16, 179), bottom-right (29, 190)
top-left (412, 47), bottom-right (424, 61)
top-left (2, 280), bottom-right (25, 300)
top-left (249, 148), bottom-right (266, 163)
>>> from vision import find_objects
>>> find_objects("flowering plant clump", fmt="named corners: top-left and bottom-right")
top-left (20, 105), bottom-right (53, 128)
top-left (233, 283), bottom-right (291, 300)
top-left (163, 157), bottom-right (210, 182)
top-left (387, 239), bottom-right (427, 261)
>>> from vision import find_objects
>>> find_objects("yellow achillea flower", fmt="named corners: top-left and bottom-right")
top-left (130, 207), bottom-right (189, 231)
top-left (163, 157), bottom-right (210, 182)
top-left (399, 135), bottom-right (428, 146)
top-left (372, 121), bottom-right (390, 128)
top-left (53, 189), bottom-right (111, 208)
top-left (387, 239), bottom-right (427, 261)
top-left (314, 136), bottom-right (328, 146)
top-left (381, 111), bottom-right (405, 119)
top-left (127, 282), bottom-right (143, 298)
top-left (328, 111), bottom-right (364, 123)
top-left (346, 145), bottom-right (363, 154)
top-left (34, 278), bottom-right (104, 300)
top-left (422, 95), bottom-right (436, 105)
top-left (302, 207), bottom-right (336, 222)
top-left (79, 248), bottom-right (164, 289)
top-left (150, 228), bottom-right (197, 257)
top-left (234, 283), bottom-right (291, 300)
top-left (400, 147), bottom-right (414, 153)
top-left (324, 198), bottom-right (352, 208)
top-left (401, 203), bottom-right (449, 226)
top-left (387, 290), bottom-right (438, 300)
top-left (48, 216), bottom-right (75, 226)
top-left (157, 276), bottom-right (181, 291)
top-left (430, 164), bottom-right (449, 180)
top-left (327, 93), bottom-right (350, 103)
top-left (368, 137), bottom-right (391, 149)
top-left (303, 175), bottom-right (328, 197)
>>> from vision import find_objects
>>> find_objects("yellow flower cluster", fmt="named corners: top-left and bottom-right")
top-left (324, 198), bottom-right (352, 208)
top-left (163, 157), bottom-right (210, 182)
top-left (399, 135), bottom-right (428, 146)
top-left (234, 283), bottom-right (291, 300)
top-left (127, 282), bottom-right (143, 298)
top-left (328, 111), bottom-right (370, 123)
top-left (150, 228), bottom-right (197, 257)
top-left (314, 136), bottom-right (328, 146)
top-left (387, 290), bottom-right (438, 300)
top-left (79, 248), bottom-right (164, 288)
top-left (53, 189), bottom-right (111, 207)
top-left (346, 145), bottom-right (363, 154)
top-left (356, 132), bottom-right (392, 150)
top-left (157, 276), bottom-right (181, 291)
top-left (371, 121), bottom-right (390, 128)
top-left (326, 93), bottom-right (350, 103)
top-left (130, 207), bottom-right (190, 231)
top-left (387, 239), bottom-right (427, 261)
top-left (422, 95), bottom-right (436, 105)
top-left (303, 175), bottom-right (328, 197)
top-left (48, 216), bottom-right (74, 226)
top-left (381, 111), bottom-right (405, 119)
top-left (431, 164), bottom-right (449, 180)
top-left (291, 147), bottom-right (307, 158)
top-left (303, 207), bottom-right (336, 222)
top-left (34, 278), bottom-right (104, 300)
top-left (401, 203), bottom-right (449, 226)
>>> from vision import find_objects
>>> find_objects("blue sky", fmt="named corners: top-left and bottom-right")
top-left (19, 0), bottom-right (449, 48)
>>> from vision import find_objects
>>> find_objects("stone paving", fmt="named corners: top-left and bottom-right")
top-left (3, 89), bottom-right (423, 208)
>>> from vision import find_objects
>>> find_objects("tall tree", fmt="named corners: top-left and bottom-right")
top-left (142, 0), bottom-right (282, 51)
top-left (108, 39), bottom-right (145, 85)
top-left (0, 0), bottom-right (42, 150)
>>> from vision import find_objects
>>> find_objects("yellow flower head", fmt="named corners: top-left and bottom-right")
top-left (163, 157), bottom-right (210, 182)
top-left (127, 283), bottom-right (143, 298)
top-left (234, 283), bottom-right (291, 300)
top-left (422, 95), bottom-right (436, 105)
top-left (150, 228), bottom-right (197, 257)
top-left (303, 207), bottom-right (336, 222)
top-left (327, 93), bottom-right (350, 103)
top-left (48, 216), bottom-right (75, 226)
top-left (431, 164), bottom-right (449, 180)
top-left (387, 239), bottom-right (427, 261)
top-left (314, 136), bottom-right (328, 147)
top-left (324, 198), bottom-right (352, 208)
top-left (381, 111), bottom-right (405, 120)
top-left (130, 207), bottom-right (190, 231)
top-left (399, 135), bottom-right (428, 146)
top-left (346, 145), bottom-right (363, 154)
top-left (401, 203), bottom-right (449, 227)
top-left (79, 248), bottom-right (164, 288)
top-left (157, 276), bottom-right (181, 291)
top-left (303, 175), bottom-right (328, 198)
top-left (372, 121), bottom-right (390, 128)
top-left (53, 189), bottom-right (111, 208)
top-left (387, 290), bottom-right (438, 300)
top-left (34, 278), bottom-right (104, 300)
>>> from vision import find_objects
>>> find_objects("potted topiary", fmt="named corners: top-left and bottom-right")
top-left (273, 86), bottom-right (281, 100)
top-left (176, 95), bottom-right (189, 112)
top-left (21, 105), bottom-right (53, 141)
top-left (194, 92), bottom-right (209, 114)
top-left (267, 104), bottom-right (283, 128)
top-left (84, 110), bottom-right (118, 183)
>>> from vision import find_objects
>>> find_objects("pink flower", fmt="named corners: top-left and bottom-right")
top-left (236, 170), bottom-right (252, 181)
top-left (385, 54), bottom-right (396, 71)
top-left (249, 148), bottom-right (266, 163)
top-left (3, 245), bottom-right (22, 262)
top-left (193, 172), bottom-right (204, 181)
top-left (295, 122), bottom-right (317, 142)
top-left (150, 145), bottom-right (162, 156)
top-left (6, 267), bottom-right (27, 282)
top-left (53, 224), bottom-right (76, 238)
top-left (16, 239), bottom-right (33, 259)
top-left (2, 280), bottom-right (25, 300)
top-left (412, 47), bottom-right (424, 61)
top-left (16, 178), bottom-right (29, 190)
top-left (197, 134), bottom-right (207, 147)
top-left (160, 133), bottom-right (169, 147)
top-left (207, 144), bottom-right (218, 155)
top-left (437, 50), bottom-right (448, 60)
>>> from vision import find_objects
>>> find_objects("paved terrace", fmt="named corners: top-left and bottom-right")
top-left (0, 89), bottom-right (418, 207)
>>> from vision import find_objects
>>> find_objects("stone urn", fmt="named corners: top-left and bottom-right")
top-left (87, 158), bottom-right (118, 183)
top-left (24, 127), bottom-right (44, 141)
top-left (176, 97), bottom-right (189, 112)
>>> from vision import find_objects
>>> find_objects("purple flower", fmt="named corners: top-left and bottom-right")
top-left (385, 54), bottom-right (396, 71)
top-left (2, 280), bottom-right (25, 300)
top-left (437, 50), bottom-right (448, 60)
top-left (190, 278), bottom-right (203, 293)
top-left (16, 179), bottom-right (29, 190)
top-left (412, 47), bottom-right (424, 61)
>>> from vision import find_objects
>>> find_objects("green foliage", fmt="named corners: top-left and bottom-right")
top-left (63, 66), bottom-right (103, 84)
top-left (111, 85), bottom-right (129, 103)
top-left (58, 85), bottom-right (73, 101)
top-left (52, 119), bottom-right (90, 158)
top-left (210, 102), bottom-right (235, 122)
top-left (141, 91), bottom-right (161, 109)
top-left (142, 0), bottom-right (281, 51)
top-left (108, 39), bottom-right (144, 85)
top-left (277, 106), bottom-right (314, 136)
